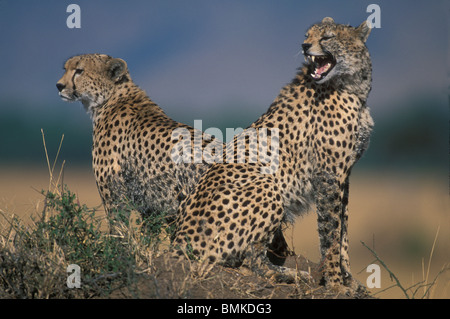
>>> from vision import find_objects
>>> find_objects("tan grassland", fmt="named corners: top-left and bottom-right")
top-left (0, 165), bottom-right (448, 298)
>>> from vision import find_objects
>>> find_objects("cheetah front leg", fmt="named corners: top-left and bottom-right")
top-left (313, 171), bottom-right (367, 296)
top-left (339, 177), bottom-right (367, 294)
top-left (313, 171), bottom-right (349, 291)
top-left (340, 176), bottom-right (356, 289)
top-left (339, 177), bottom-right (352, 284)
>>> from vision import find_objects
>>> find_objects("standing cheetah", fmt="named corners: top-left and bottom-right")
top-left (56, 54), bottom-right (222, 223)
top-left (173, 17), bottom-right (374, 293)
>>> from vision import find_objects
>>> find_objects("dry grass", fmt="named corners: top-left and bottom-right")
top-left (0, 182), bottom-right (350, 299)
top-left (0, 132), bottom-right (165, 298)
top-left (0, 180), bottom-right (176, 298)
top-left (361, 240), bottom-right (450, 299)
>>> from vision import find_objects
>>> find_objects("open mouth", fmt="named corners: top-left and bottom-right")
top-left (59, 92), bottom-right (78, 102)
top-left (59, 93), bottom-right (72, 101)
top-left (305, 53), bottom-right (336, 81)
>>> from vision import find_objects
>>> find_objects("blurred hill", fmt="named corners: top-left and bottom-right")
top-left (0, 93), bottom-right (448, 174)
top-left (0, 99), bottom-right (92, 167)
top-left (361, 94), bottom-right (448, 173)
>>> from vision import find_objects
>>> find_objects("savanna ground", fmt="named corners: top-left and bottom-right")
top-left (0, 164), bottom-right (449, 299)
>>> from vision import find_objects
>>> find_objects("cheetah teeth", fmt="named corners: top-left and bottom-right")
top-left (311, 62), bottom-right (332, 79)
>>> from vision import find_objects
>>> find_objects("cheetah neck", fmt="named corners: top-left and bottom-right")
top-left (331, 73), bottom-right (371, 104)
top-left (90, 81), bottom-right (166, 124)
top-left (81, 96), bottom-right (103, 119)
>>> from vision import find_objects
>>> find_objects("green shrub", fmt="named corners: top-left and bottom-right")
top-left (0, 186), bottom-right (170, 298)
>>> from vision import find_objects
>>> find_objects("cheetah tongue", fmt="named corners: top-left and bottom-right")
top-left (312, 62), bottom-right (332, 79)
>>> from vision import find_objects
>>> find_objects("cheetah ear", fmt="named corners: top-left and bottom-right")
top-left (356, 20), bottom-right (371, 43)
top-left (108, 58), bottom-right (128, 82)
top-left (321, 17), bottom-right (334, 24)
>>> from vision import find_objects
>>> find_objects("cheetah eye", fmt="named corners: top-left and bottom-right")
top-left (74, 68), bottom-right (84, 75)
top-left (321, 35), bottom-right (335, 41)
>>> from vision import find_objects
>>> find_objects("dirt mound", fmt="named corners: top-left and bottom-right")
top-left (109, 254), bottom-right (372, 299)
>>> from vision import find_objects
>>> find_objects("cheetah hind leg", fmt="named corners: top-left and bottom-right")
top-left (267, 228), bottom-right (294, 266)
top-left (243, 242), bottom-right (313, 285)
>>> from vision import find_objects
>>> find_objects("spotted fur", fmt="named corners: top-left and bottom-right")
top-left (173, 17), bottom-right (374, 292)
top-left (57, 54), bottom-right (222, 222)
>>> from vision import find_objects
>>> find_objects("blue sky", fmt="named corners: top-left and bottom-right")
top-left (0, 0), bottom-right (447, 133)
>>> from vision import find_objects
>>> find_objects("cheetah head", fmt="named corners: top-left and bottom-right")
top-left (302, 17), bottom-right (371, 84)
top-left (56, 54), bottom-right (129, 115)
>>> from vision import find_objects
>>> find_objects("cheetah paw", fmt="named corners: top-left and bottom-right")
top-left (267, 266), bottom-right (314, 285)
top-left (326, 278), bottom-right (369, 298)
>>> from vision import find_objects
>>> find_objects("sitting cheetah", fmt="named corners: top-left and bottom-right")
top-left (56, 54), bottom-right (222, 223)
top-left (173, 17), bottom-right (374, 293)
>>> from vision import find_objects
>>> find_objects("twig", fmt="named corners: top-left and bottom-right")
top-left (424, 224), bottom-right (440, 295)
top-left (417, 264), bottom-right (450, 299)
top-left (361, 241), bottom-right (410, 299)
top-left (52, 134), bottom-right (65, 184)
top-left (371, 283), bottom-right (399, 296)
top-left (40, 129), bottom-right (65, 195)
top-left (41, 129), bottom-right (52, 190)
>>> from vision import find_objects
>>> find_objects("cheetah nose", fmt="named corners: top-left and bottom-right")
top-left (301, 43), bottom-right (312, 54)
top-left (56, 83), bottom-right (65, 92)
